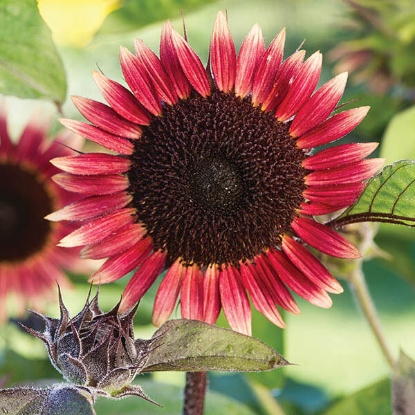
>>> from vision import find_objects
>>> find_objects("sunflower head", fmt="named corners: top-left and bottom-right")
top-left (51, 11), bottom-right (383, 335)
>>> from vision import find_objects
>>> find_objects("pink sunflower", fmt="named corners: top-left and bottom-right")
top-left (0, 103), bottom-right (83, 322)
top-left (50, 12), bottom-right (383, 335)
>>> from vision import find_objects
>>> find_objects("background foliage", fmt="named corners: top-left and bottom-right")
top-left (1, 0), bottom-right (415, 413)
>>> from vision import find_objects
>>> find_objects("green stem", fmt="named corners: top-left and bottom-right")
top-left (183, 371), bottom-right (207, 415)
top-left (349, 266), bottom-right (396, 369)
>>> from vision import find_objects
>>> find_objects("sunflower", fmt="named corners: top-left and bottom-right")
top-left (0, 103), bottom-right (83, 322)
top-left (50, 12), bottom-right (383, 335)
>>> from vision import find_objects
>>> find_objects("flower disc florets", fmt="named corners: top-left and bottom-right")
top-left (21, 288), bottom-right (157, 402)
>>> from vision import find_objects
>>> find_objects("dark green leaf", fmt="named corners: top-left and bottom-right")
top-left (321, 378), bottom-right (391, 415)
top-left (142, 319), bottom-right (289, 373)
top-left (330, 160), bottom-right (415, 228)
top-left (0, 0), bottom-right (66, 104)
top-left (392, 350), bottom-right (415, 415)
top-left (0, 387), bottom-right (47, 415)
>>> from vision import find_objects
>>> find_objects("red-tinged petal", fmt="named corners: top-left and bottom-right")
top-left (153, 259), bottom-right (184, 326)
top-left (300, 201), bottom-right (348, 216)
top-left (202, 265), bottom-right (221, 325)
top-left (304, 182), bottom-right (365, 203)
top-left (71, 96), bottom-right (142, 139)
top-left (46, 193), bottom-right (132, 221)
top-left (303, 143), bottom-right (379, 170)
top-left (235, 24), bottom-right (264, 98)
top-left (281, 236), bottom-right (343, 294)
top-left (51, 153), bottom-right (130, 175)
top-left (80, 222), bottom-right (147, 259)
top-left (261, 50), bottom-right (305, 112)
top-left (210, 11), bottom-right (236, 93)
top-left (290, 72), bottom-right (348, 137)
top-left (90, 237), bottom-right (153, 284)
top-left (251, 28), bottom-right (286, 106)
top-left (59, 118), bottom-right (133, 155)
top-left (254, 255), bottom-right (300, 314)
top-left (239, 261), bottom-right (286, 328)
top-left (58, 208), bottom-right (136, 247)
top-left (160, 21), bottom-right (192, 99)
top-left (92, 71), bottom-right (151, 125)
top-left (0, 102), bottom-right (12, 155)
top-left (119, 46), bottom-right (162, 116)
top-left (276, 52), bottom-right (322, 121)
top-left (170, 27), bottom-right (211, 97)
top-left (219, 266), bottom-right (251, 335)
top-left (297, 107), bottom-right (370, 149)
top-left (180, 264), bottom-right (204, 321)
top-left (134, 38), bottom-right (178, 105)
top-left (292, 217), bottom-right (361, 259)
top-left (305, 158), bottom-right (384, 186)
top-left (16, 112), bottom-right (48, 160)
top-left (267, 247), bottom-right (333, 308)
top-left (52, 173), bottom-right (128, 195)
top-left (120, 250), bottom-right (167, 312)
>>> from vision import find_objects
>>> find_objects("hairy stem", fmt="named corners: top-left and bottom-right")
top-left (349, 266), bottom-right (396, 369)
top-left (183, 371), bottom-right (207, 415)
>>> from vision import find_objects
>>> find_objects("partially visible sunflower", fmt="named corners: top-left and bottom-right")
top-left (50, 12), bottom-right (384, 335)
top-left (0, 103), bottom-right (83, 322)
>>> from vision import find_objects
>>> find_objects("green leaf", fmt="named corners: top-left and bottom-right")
top-left (381, 106), bottom-right (415, 165)
top-left (392, 350), bottom-right (415, 415)
top-left (0, 0), bottom-right (66, 105)
top-left (142, 319), bottom-right (289, 373)
top-left (321, 378), bottom-right (391, 415)
top-left (330, 160), bottom-right (415, 228)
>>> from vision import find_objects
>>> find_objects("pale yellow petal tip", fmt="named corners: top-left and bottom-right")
top-left (38, 0), bottom-right (122, 47)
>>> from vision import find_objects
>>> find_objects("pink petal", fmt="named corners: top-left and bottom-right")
top-left (292, 217), bottom-right (361, 259)
top-left (219, 266), bottom-right (251, 335)
top-left (289, 72), bottom-right (348, 137)
top-left (119, 46), bottom-right (162, 115)
top-left (58, 208), bottom-right (136, 247)
top-left (160, 21), bottom-right (192, 99)
top-left (297, 106), bottom-right (370, 149)
top-left (210, 11), bottom-right (236, 93)
top-left (16, 112), bottom-right (48, 161)
top-left (91, 237), bottom-right (153, 284)
top-left (71, 96), bottom-right (142, 139)
top-left (51, 153), bottom-right (130, 175)
top-left (202, 265), bottom-right (221, 325)
top-left (254, 255), bottom-right (300, 314)
top-left (239, 261), bottom-right (286, 328)
top-left (305, 158), bottom-right (385, 186)
top-left (281, 236), bottom-right (343, 294)
top-left (235, 24), bottom-right (265, 98)
top-left (251, 28), bottom-right (286, 106)
top-left (267, 247), bottom-right (333, 308)
top-left (59, 118), bottom-right (133, 155)
top-left (134, 38), bottom-right (178, 105)
top-left (276, 51), bottom-right (322, 121)
top-left (170, 27), bottom-right (211, 97)
top-left (299, 201), bottom-right (351, 216)
top-left (120, 250), bottom-right (167, 312)
top-left (46, 193), bottom-right (132, 221)
top-left (180, 264), bottom-right (204, 321)
top-left (0, 102), bottom-right (12, 155)
top-left (52, 173), bottom-right (129, 195)
top-left (261, 50), bottom-right (305, 112)
top-left (153, 259), bottom-right (184, 326)
top-left (92, 71), bottom-right (151, 125)
top-left (80, 222), bottom-right (147, 259)
top-left (303, 143), bottom-right (379, 170)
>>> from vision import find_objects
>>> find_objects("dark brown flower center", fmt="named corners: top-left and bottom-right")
top-left (128, 90), bottom-right (307, 267)
top-left (0, 163), bottom-right (53, 262)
